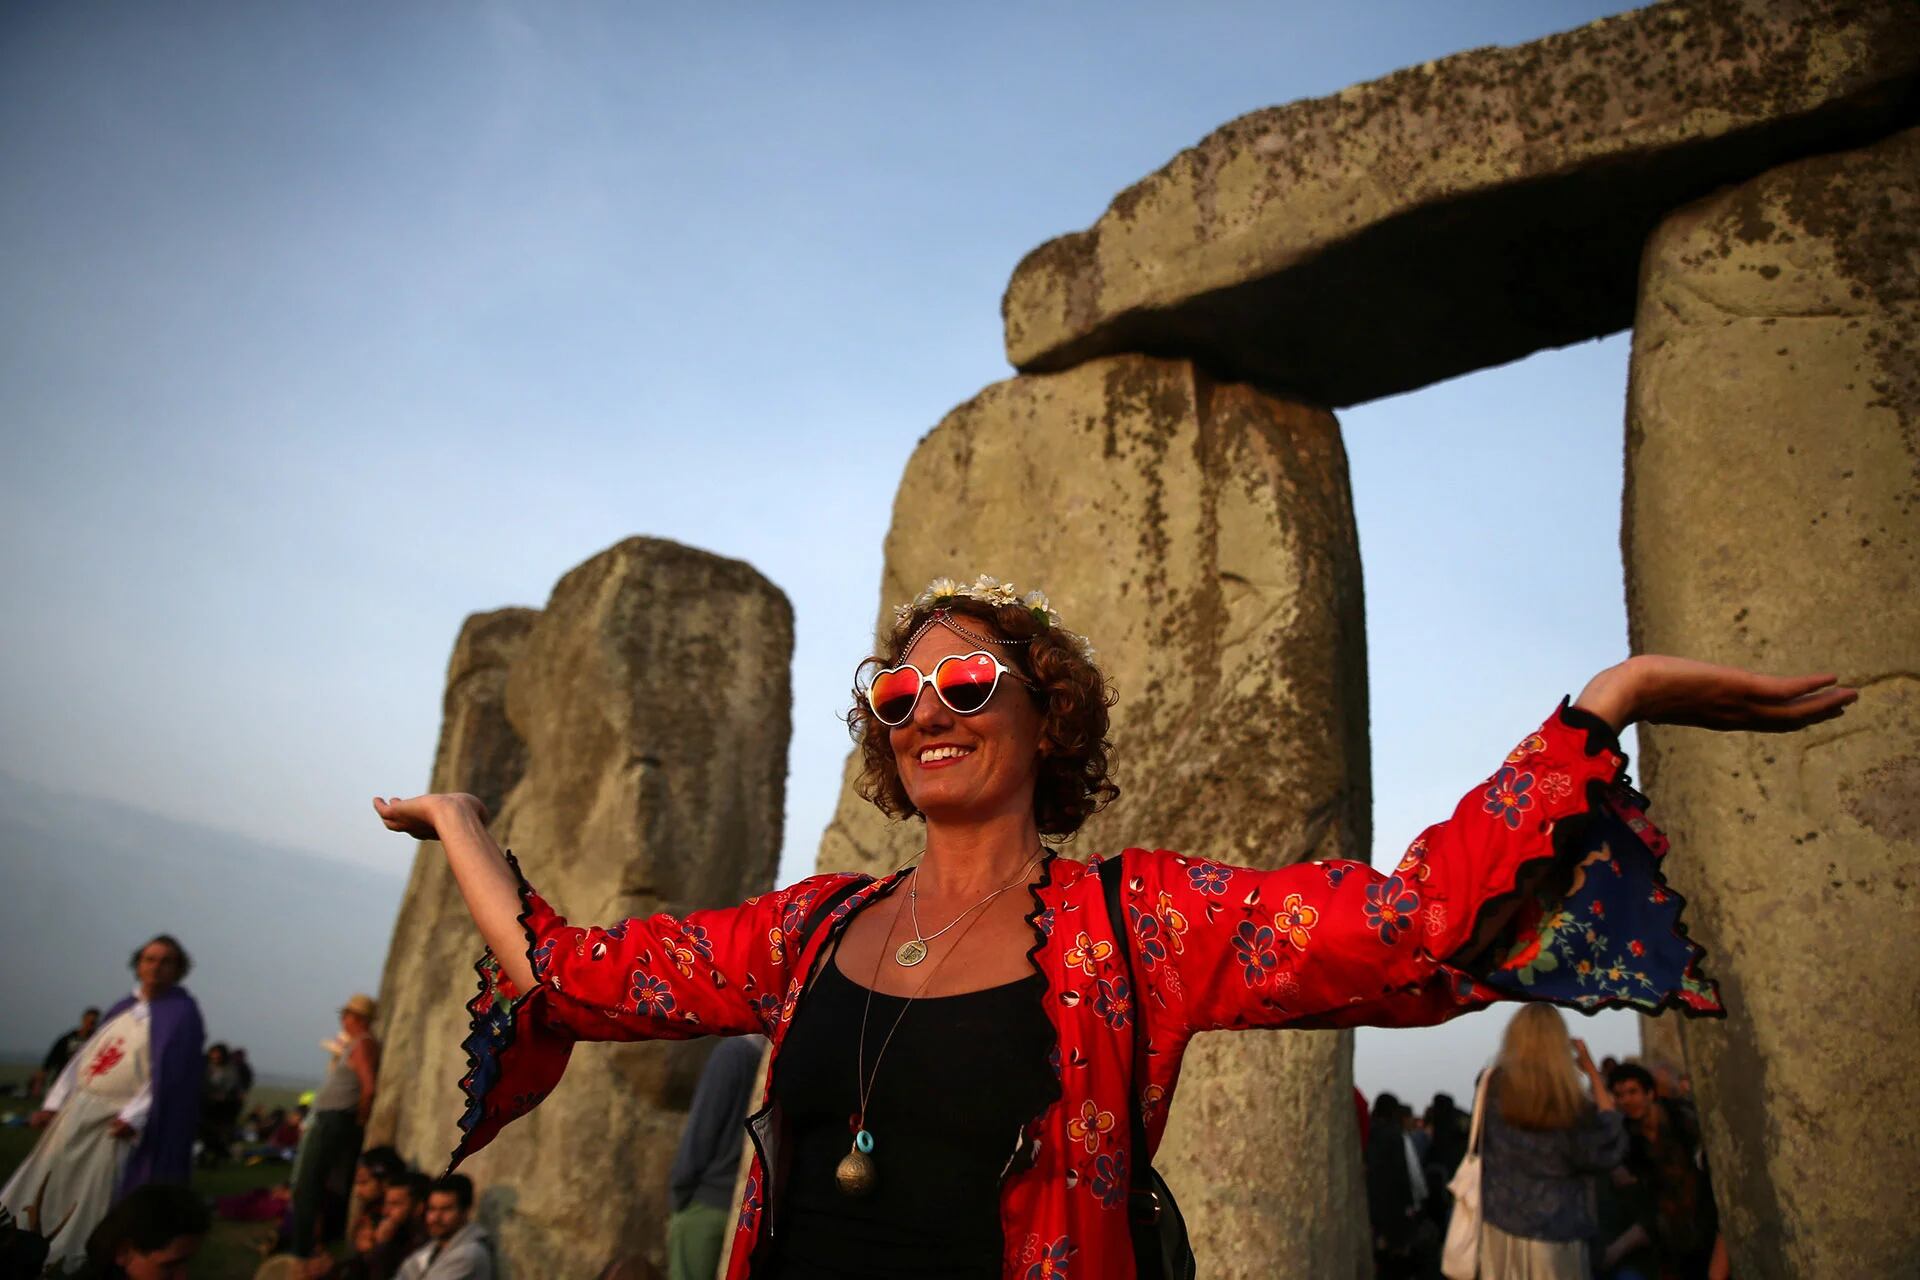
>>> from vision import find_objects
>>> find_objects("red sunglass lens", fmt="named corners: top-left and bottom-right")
top-left (869, 667), bottom-right (922, 724)
top-left (935, 654), bottom-right (998, 713)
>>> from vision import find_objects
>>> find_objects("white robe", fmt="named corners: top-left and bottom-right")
top-left (0, 997), bottom-right (153, 1272)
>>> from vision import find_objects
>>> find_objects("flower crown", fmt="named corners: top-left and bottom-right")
top-left (890, 574), bottom-right (1097, 662)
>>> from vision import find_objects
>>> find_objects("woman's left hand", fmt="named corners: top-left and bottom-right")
top-left (1575, 655), bottom-right (1857, 734)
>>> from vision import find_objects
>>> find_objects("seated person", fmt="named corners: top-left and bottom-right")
top-left (271, 1107), bottom-right (307, 1150)
top-left (323, 1215), bottom-right (385, 1280)
top-left (75, 1184), bottom-right (211, 1279)
top-left (350, 1148), bottom-right (406, 1227)
top-left (1, 1205), bottom-right (52, 1278)
top-left (396, 1176), bottom-right (490, 1280)
top-left (369, 1173), bottom-right (430, 1280)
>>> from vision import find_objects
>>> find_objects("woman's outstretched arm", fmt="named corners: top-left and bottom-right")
top-left (1127, 656), bottom-right (1855, 1039)
top-left (372, 788), bottom-right (867, 1167)
top-left (372, 792), bottom-right (534, 993)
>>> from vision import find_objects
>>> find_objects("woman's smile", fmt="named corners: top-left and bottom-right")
top-left (915, 742), bottom-right (975, 768)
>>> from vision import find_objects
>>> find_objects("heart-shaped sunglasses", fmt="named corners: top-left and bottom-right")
top-left (864, 651), bottom-right (1034, 727)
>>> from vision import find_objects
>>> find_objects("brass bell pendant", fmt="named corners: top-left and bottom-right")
top-left (835, 1130), bottom-right (877, 1197)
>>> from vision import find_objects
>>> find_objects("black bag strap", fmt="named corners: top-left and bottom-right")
top-left (793, 877), bottom-right (869, 960)
top-left (1099, 855), bottom-right (1169, 1275)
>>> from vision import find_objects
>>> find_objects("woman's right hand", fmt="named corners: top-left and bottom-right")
top-left (374, 790), bottom-right (530, 992)
top-left (372, 793), bottom-right (488, 842)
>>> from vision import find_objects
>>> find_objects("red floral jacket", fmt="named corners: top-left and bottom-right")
top-left (449, 700), bottom-right (1719, 1278)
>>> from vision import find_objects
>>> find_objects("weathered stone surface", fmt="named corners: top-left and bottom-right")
top-left (1624, 127), bottom-right (1920, 1278)
top-left (367, 607), bottom-right (537, 1159)
top-left (373, 538), bottom-right (793, 1279)
top-left (1003, 0), bottom-right (1920, 408)
top-left (818, 355), bottom-right (1372, 1276)
top-left (1636, 1012), bottom-right (1688, 1080)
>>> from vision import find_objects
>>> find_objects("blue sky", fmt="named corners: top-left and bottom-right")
top-left (1, 2), bottom-right (1653, 1097)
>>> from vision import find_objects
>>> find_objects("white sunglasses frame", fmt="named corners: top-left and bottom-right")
top-left (864, 649), bottom-right (1035, 726)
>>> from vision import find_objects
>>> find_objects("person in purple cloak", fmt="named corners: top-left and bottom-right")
top-left (0, 934), bottom-right (206, 1273)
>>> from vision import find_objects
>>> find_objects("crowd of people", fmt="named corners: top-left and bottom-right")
top-left (1365, 1006), bottom-right (1723, 1280)
top-left (0, 932), bottom-right (716, 1280)
top-left (268, 1150), bottom-right (485, 1280)
top-left (18, 994), bottom-right (277, 1182)
top-left (2, 936), bottom-right (207, 1276)
top-left (4, 927), bottom-right (1733, 1280)
top-left (0, 942), bottom-right (494, 1280)
top-left (1, 928), bottom-right (1738, 1280)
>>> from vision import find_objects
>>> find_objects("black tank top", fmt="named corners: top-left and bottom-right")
top-left (762, 951), bottom-right (1055, 1278)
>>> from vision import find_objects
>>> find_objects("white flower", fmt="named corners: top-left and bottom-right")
top-left (970, 574), bottom-right (1019, 606)
top-left (888, 574), bottom-right (1098, 667)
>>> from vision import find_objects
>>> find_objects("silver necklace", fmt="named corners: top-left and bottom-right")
top-left (838, 884), bottom-right (1000, 1198)
top-left (895, 849), bottom-right (1043, 967)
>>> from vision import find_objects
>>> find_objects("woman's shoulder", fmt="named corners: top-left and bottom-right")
top-left (767, 869), bottom-right (873, 898)
top-left (746, 871), bottom-right (874, 930)
top-left (1482, 1091), bottom-right (1610, 1144)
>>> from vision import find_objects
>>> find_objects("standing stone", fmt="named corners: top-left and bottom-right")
top-left (818, 355), bottom-right (1372, 1277)
top-left (1001, 0), bottom-right (1920, 407)
top-left (1624, 128), bottom-right (1919, 1277)
top-left (367, 607), bottom-right (537, 1158)
top-left (374, 538), bottom-right (794, 1279)
top-left (1636, 1012), bottom-right (1688, 1081)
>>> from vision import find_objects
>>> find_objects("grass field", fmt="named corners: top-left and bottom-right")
top-left (1, 1061), bottom-right (311, 1279)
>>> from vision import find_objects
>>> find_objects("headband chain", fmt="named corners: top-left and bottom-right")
top-left (889, 574), bottom-right (1097, 662)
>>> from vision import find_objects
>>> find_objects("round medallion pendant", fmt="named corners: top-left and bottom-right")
top-left (894, 938), bottom-right (928, 967)
top-left (834, 1146), bottom-right (876, 1197)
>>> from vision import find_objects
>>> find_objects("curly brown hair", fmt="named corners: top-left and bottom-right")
top-left (848, 597), bottom-right (1119, 838)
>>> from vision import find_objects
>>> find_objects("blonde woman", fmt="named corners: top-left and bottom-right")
top-left (1476, 1004), bottom-right (1625, 1276)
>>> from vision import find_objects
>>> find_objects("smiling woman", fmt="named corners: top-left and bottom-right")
top-left (373, 573), bottom-right (1854, 1280)
top-left (851, 587), bottom-right (1117, 839)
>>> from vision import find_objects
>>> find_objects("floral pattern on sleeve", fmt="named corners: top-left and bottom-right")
top-left (1478, 783), bottom-right (1718, 1012)
top-left (442, 698), bottom-right (1723, 1278)
top-left (1127, 698), bottom-right (1721, 1038)
top-left (447, 857), bottom-right (867, 1169)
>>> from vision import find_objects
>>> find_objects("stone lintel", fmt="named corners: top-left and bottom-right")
top-left (1002, 0), bottom-right (1920, 407)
